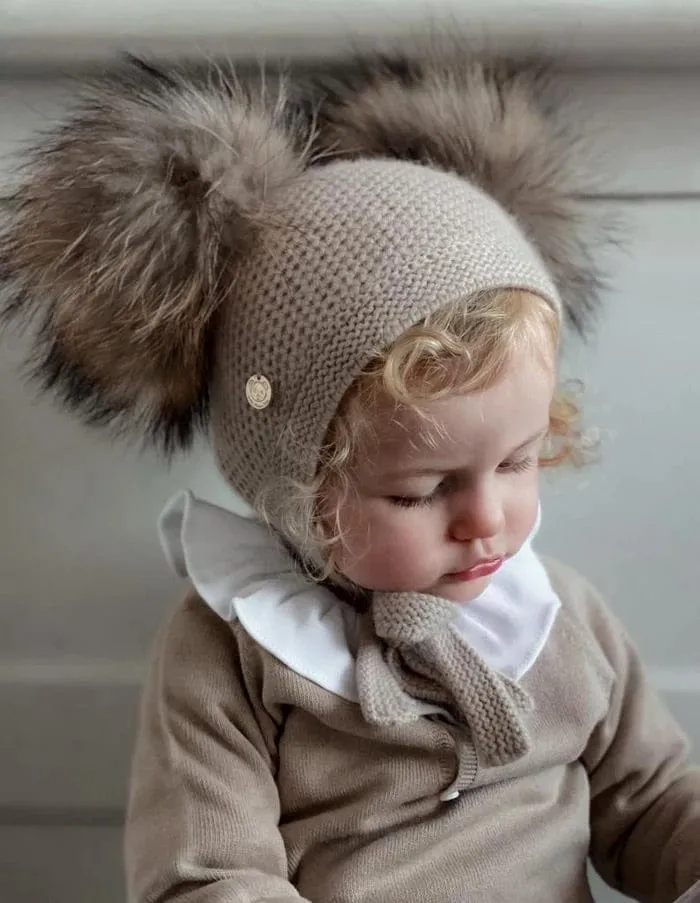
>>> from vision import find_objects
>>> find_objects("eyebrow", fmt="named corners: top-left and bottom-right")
top-left (381, 425), bottom-right (549, 479)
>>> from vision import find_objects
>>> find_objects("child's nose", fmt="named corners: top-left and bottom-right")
top-left (449, 486), bottom-right (505, 542)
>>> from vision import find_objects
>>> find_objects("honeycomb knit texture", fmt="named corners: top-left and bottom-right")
top-left (210, 158), bottom-right (560, 506)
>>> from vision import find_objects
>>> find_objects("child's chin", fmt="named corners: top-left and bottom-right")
top-left (435, 575), bottom-right (494, 605)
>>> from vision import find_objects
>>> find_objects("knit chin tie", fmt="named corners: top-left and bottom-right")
top-left (356, 591), bottom-right (533, 768)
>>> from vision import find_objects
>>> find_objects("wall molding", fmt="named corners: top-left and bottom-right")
top-left (3, 72), bottom-right (700, 197)
top-left (4, 1), bottom-right (700, 68)
top-left (2, 659), bottom-right (700, 692)
top-left (0, 660), bottom-right (698, 814)
top-left (0, 659), bottom-right (146, 687)
top-left (649, 668), bottom-right (700, 694)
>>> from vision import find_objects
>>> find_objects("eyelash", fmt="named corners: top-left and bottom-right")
top-left (387, 457), bottom-right (536, 509)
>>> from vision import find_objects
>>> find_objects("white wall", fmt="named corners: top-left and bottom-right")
top-left (5, 1), bottom-right (700, 67)
top-left (1, 68), bottom-right (699, 903)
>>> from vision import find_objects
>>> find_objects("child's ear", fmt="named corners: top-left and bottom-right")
top-left (0, 59), bottom-right (312, 454)
top-left (310, 47), bottom-right (616, 337)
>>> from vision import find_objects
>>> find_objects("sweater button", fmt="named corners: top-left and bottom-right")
top-left (439, 789), bottom-right (460, 802)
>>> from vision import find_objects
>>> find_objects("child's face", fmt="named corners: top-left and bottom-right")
top-left (328, 343), bottom-right (555, 604)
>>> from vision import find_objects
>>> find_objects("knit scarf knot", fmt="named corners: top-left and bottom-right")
top-left (356, 591), bottom-right (533, 768)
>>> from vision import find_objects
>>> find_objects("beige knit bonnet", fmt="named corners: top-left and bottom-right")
top-left (1, 50), bottom-right (609, 513)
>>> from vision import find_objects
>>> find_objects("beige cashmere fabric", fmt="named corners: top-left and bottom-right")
top-left (210, 158), bottom-right (560, 506)
top-left (125, 560), bottom-right (700, 903)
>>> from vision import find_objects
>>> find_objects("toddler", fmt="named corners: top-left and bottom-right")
top-left (2, 48), bottom-right (699, 903)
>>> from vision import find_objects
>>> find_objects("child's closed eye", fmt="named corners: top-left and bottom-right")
top-left (386, 475), bottom-right (458, 508)
top-left (497, 456), bottom-right (536, 475)
top-left (386, 457), bottom-right (536, 508)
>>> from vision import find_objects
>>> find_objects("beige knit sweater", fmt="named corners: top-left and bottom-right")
top-left (125, 559), bottom-right (700, 903)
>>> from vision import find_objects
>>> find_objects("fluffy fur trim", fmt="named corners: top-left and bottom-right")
top-left (0, 59), bottom-right (311, 452)
top-left (310, 51), bottom-right (611, 333)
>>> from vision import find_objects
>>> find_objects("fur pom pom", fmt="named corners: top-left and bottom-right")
top-left (0, 59), bottom-right (311, 451)
top-left (311, 51), bottom-right (611, 333)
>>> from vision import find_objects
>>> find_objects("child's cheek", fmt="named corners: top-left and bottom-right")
top-left (334, 504), bottom-right (431, 591)
top-left (507, 479), bottom-right (541, 546)
top-left (366, 507), bottom-right (440, 587)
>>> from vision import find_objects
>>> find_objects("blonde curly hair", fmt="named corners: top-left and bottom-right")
top-left (260, 289), bottom-right (587, 580)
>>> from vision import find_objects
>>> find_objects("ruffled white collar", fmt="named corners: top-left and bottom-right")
top-left (158, 490), bottom-right (561, 702)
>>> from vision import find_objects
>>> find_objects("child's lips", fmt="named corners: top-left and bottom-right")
top-left (444, 557), bottom-right (504, 582)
